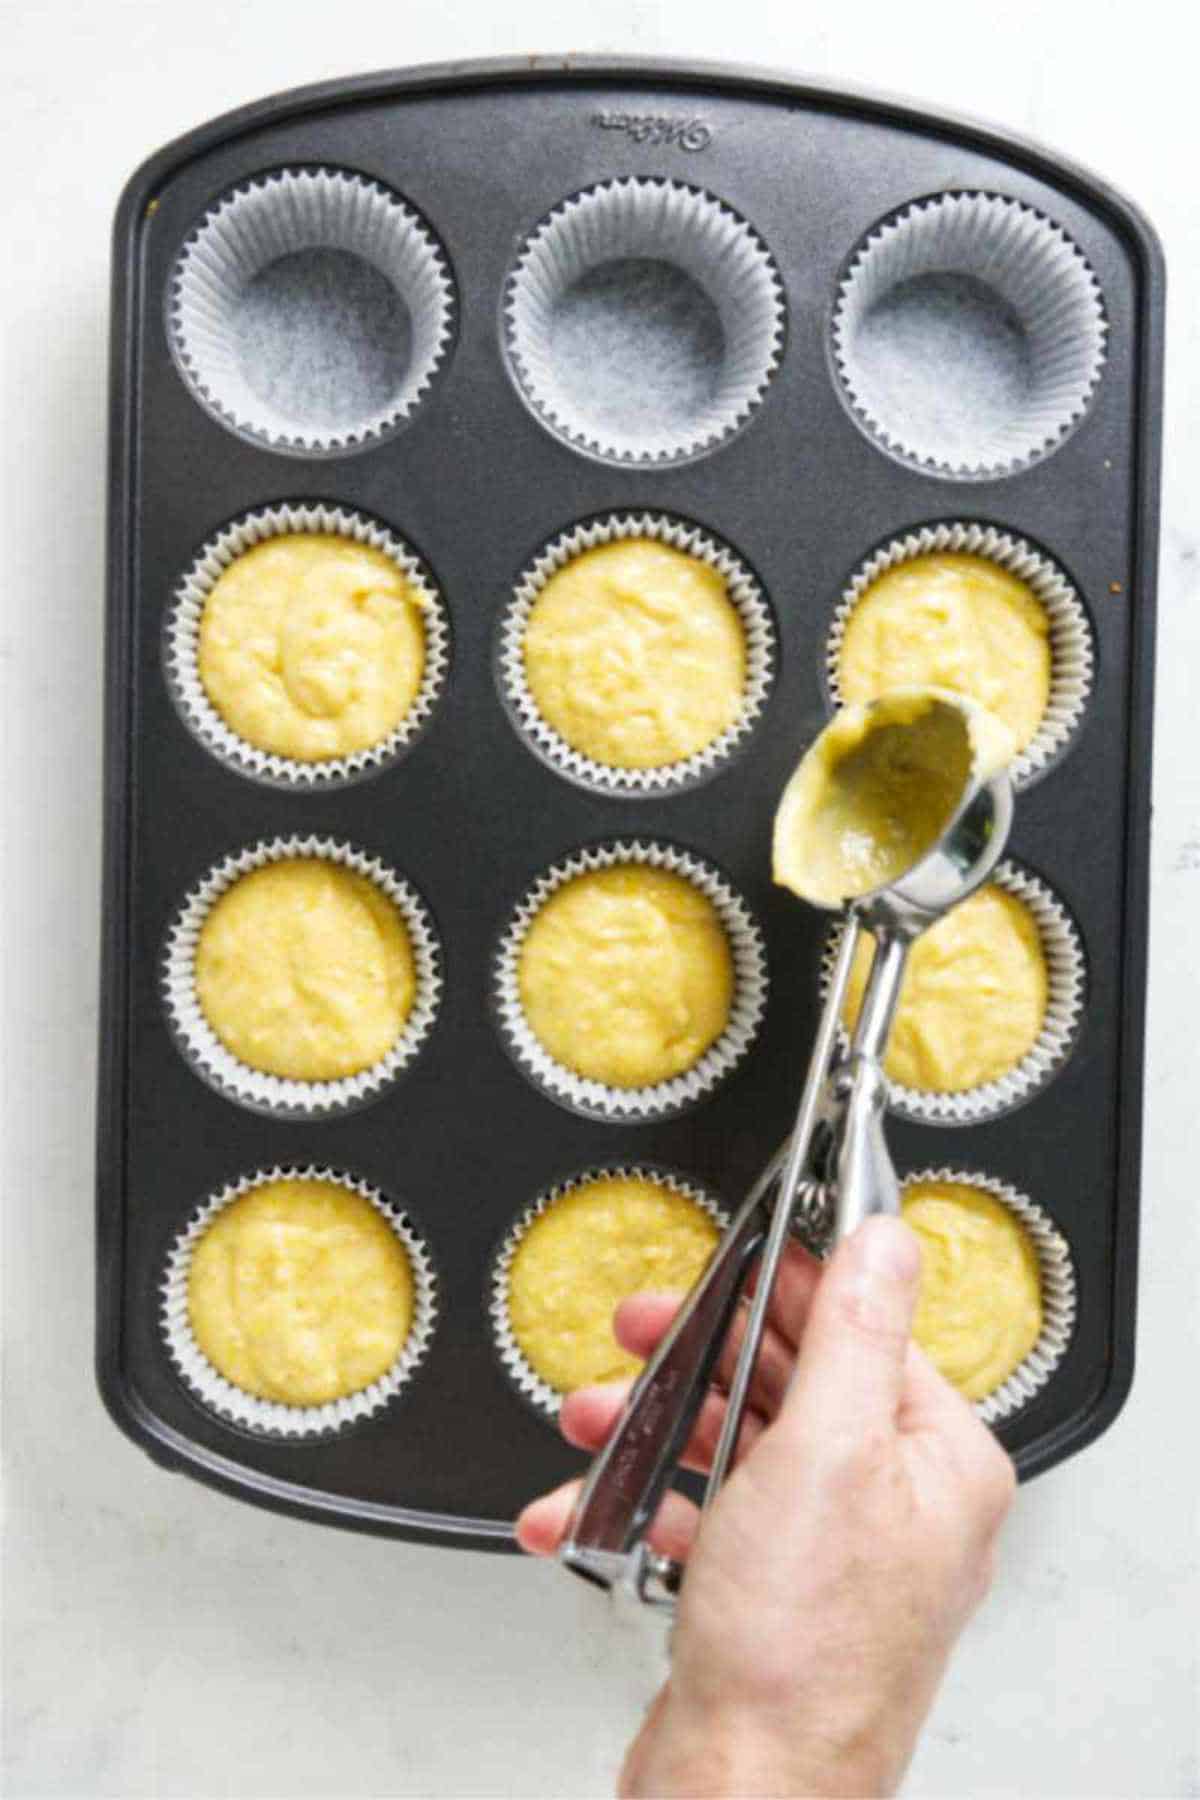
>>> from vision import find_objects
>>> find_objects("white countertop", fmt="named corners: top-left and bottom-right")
top-left (3, 3), bottom-right (1197, 1796)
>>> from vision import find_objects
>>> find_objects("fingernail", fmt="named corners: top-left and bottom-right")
top-left (857, 1216), bottom-right (921, 1284)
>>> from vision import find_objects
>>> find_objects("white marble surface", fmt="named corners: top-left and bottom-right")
top-left (3, 2), bottom-right (1198, 1795)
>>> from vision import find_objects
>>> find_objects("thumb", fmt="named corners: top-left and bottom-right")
top-left (780, 1216), bottom-right (922, 1439)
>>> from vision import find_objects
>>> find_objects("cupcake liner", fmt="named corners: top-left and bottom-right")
top-left (825, 521), bottom-right (1093, 788)
top-left (168, 167), bottom-right (455, 453)
top-left (494, 840), bottom-right (768, 1121)
top-left (498, 512), bottom-right (776, 796)
top-left (163, 836), bottom-right (442, 1116)
top-left (832, 191), bottom-right (1107, 477)
top-left (489, 1164), bottom-right (729, 1422)
top-left (505, 178), bottom-right (785, 465)
top-left (821, 859), bottom-right (1086, 1124)
top-left (164, 503), bottom-right (451, 787)
top-left (161, 1164), bottom-right (438, 1437)
top-left (901, 1166), bottom-right (1076, 1425)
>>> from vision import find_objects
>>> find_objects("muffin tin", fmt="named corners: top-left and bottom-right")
top-left (98, 57), bottom-right (1164, 1549)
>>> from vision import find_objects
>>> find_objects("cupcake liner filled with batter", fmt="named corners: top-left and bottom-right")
top-left (161, 1165), bottom-right (438, 1437)
top-left (822, 860), bottom-right (1086, 1124)
top-left (505, 178), bottom-right (785, 465)
top-left (498, 512), bottom-right (776, 795)
top-left (490, 1165), bottom-right (727, 1421)
top-left (166, 503), bottom-right (450, 785)
top-left (825, 522), bottom-right (1093, 788)
top-left (832, 191), bottom-right (1106, 478)
top-left (163, 835), bottom-right (442, 1116)
top-left (494, 840), bottom-right (767, 1121)
top-left (900, 1167), bottom-right (1075, 1425)
top-left (168, 167), bottom-right (455, 453)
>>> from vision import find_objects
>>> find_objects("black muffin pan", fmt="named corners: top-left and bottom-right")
top-left (98, 57), bottom-right (1164, 1548)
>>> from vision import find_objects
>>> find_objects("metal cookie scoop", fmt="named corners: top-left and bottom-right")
top-left (559, 690), bottom-right (1015, 1609)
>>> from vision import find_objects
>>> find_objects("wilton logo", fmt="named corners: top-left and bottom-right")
top-left (591, 111), bottom-right (713, 151)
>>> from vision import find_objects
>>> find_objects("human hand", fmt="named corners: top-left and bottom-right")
top-left (517, 1217), bottom-right (1016, 1799)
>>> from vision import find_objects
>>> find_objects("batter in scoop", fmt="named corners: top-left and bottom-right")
top-left (773, 690), bottom-right (1012, 907)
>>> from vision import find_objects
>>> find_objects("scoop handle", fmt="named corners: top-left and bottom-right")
top-left (559, 1156), bottom-right (782, 1591)
top-left (698, 915), bottom-right (863, 1508)
top-left (833, 931), bottom-right (908, 1238)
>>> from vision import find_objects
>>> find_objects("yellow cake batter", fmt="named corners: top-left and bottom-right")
top-left (522, 539), bottom-right (747, 768)
top-left (507, 1175), bottom-right (720, 1392)
top-left (773, 691), bottom-right (1010, 908)
top-left (902, 1179), bottom-right (1042, 1400)
top-left (195, 859), bottom-right (415, 1081)
top-left (517, 865), bottom-right (734, 1089)
top-left (843, 883), bottom-right (1047, 1091)
top-left (198, 534), bottom-right (427, 761)
top-left (188, 1177), bottom-right (414, 1406)
top-left (838, 552), bottom-right (1051, 754)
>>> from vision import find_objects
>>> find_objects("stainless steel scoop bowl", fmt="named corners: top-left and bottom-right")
top-left (558, 690), bottom-right (1015, 1608)
top-left (849, 692), bottom-right (1015, 939)
top-left (791, 690), bottom-right (1016, 1240)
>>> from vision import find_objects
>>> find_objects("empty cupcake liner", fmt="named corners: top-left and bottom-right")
top-left (498, 512), bottom-right (776, 796)
top-left (832, 191), bottom-right (1107, 477)
top-left (164, 503), bottom-right (451, 787)
top-left (161, 1164), bottom-right (438, 1437)
top-left (489, 1164), bottom-right (729, 1422)
top-left (494, 840), bottom-right (768, 1121)
top-left (825, 521), bottom-right (1093, 787)
top-left (168, 167), bottom-right (455, 453)
top-left (821, 859), bottom-right (1086, 1125)
top-left (505, 178), bottom-right (785, 465)
top-left (163, 835), bottom-right (442, 1116)
top-left (901, 1166), bottom-right (1076, 1425)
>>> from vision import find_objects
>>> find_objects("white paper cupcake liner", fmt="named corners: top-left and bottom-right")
top-left (825, 522), bottom-right (1093, 788)
top-left (498, 512), bottom-right (776, 795)
top-left (832, 191), bottom-right (1107, 477)
top-left (822, 860), bottom-right (1086, 1124)
top-left (505, 178), bottom-right (785, 465)
top-left (489, 1164), bottom-right (729, 1422)
top-left (163, 836), bottom-right (442, 1116)
top-left (164, 503), bottom-right (451, 786)
top-left (494, 840), bottom-right (768, 1121)
top-left (168, 167), bottom-right (455, 453)
top-left (161, 1164), bottom-right (438, 1437)
top-left (901, 1166), bottom-right (1076, 1425)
